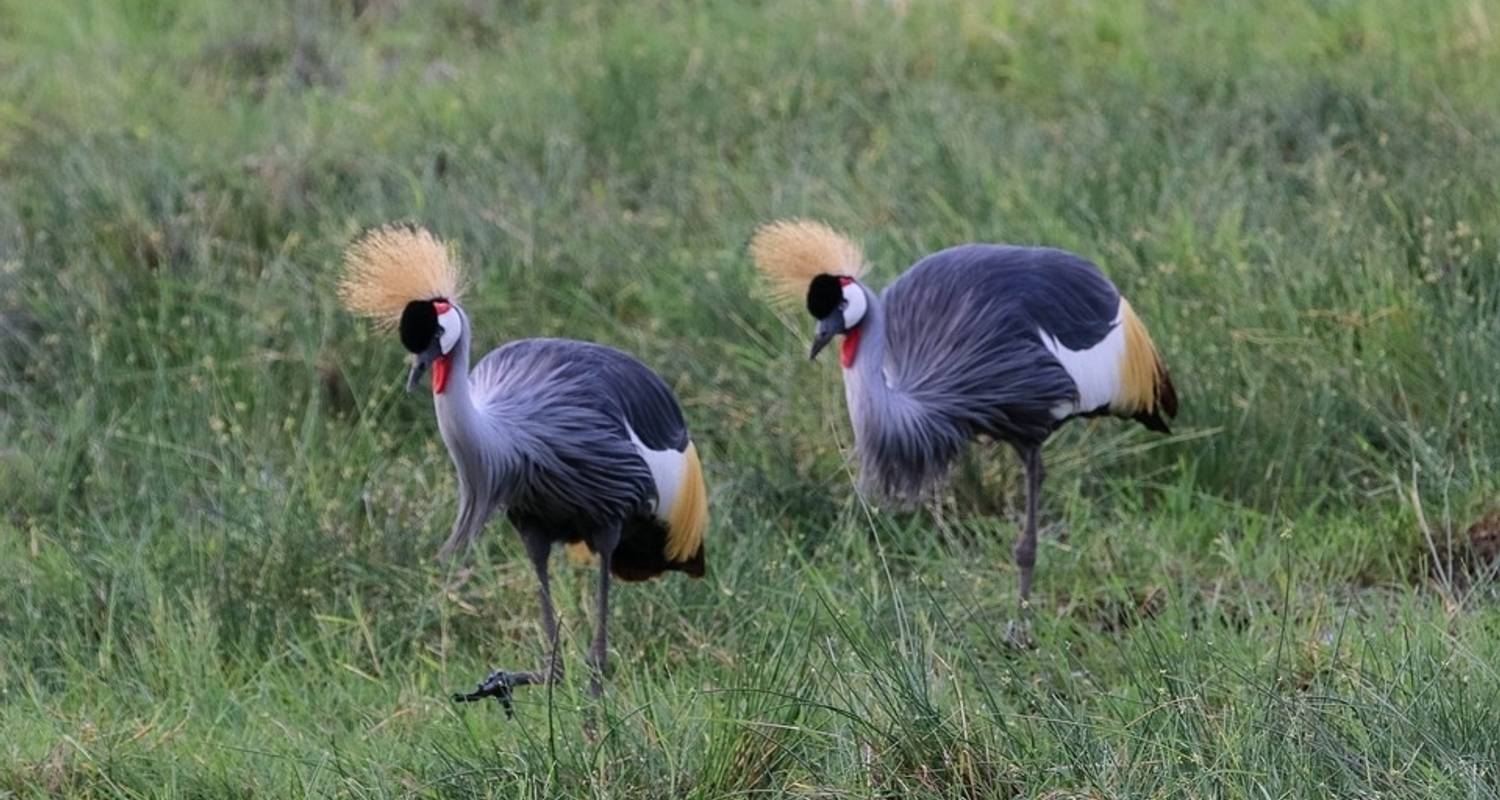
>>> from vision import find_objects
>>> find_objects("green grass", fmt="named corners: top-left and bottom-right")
top-left (3, 0), bottom-right (1500, 796)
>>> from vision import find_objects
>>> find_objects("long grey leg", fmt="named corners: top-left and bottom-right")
top-left (1014, 445), bottom-right (1044, 606)
top-left (452, 528), bottom-right (558, 713)
top-left (1005, 445), bottom-right (1044, 649)
top-left (522, 528), bottom-right (563, 684)
top-left (587, 524), bottom-right (621, 698)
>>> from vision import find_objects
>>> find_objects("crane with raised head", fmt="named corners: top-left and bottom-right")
top-left (751, 220), bottom-right (1176, 642)
top-left (340, 225), bottom-right (708, 708)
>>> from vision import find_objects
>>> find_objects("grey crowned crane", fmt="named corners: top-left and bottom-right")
top-left (751, 220), bottom-right (1176, 639)
top-left (340, 225), bottom-right (708, 708)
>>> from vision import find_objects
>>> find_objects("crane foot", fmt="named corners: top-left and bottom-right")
top-left (451, 669), bottom-right (528, 717)
top-left (1003, 618), bottom-right (1036, 650)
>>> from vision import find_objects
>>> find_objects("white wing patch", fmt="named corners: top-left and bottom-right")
top-left (626, 425), bottom-right (686, 521)
top-left (1038, 300), bottom-right (1126, 419)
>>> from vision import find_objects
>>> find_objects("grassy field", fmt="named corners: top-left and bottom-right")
top-left (3, 0), bottom-right (1500, 796)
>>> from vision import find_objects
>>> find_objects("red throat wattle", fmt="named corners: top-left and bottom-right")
top-left (836, 276), bottom-right (861, 368)
top-left (840, 327), bottom-right (862, 368)
top-left (431, 299), bottom-right (453, 393)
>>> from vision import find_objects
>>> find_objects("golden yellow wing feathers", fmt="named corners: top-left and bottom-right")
top-left (664, 442), bottom-right (708, 563)
top-left (565, 542), bottom-right (597, 566)
top-left (1114, 300), bottom-right (1171, 416)
top-left (567, 442), bottom-right (706, 572)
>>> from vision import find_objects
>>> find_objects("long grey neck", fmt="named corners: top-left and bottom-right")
top-left (433, 309), bottom-right (483, 450)
top-left (841, 283), bottom-right (894, 451)
top-left (430, 308), bottom-right (521, 557)
top-left (840, 283), bottom-right (952, 501)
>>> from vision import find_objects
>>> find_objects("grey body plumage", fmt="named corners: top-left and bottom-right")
top-left (853, 245), bottom-right (1125, 500)
top-left (753, 222), bottom-right (1176, 642)
top-left (339, 226), bottom-right (706, 709)
top-left (435, 315), bottom-right (684, 556)
top-left (430, 306), bottom-right (707, 703)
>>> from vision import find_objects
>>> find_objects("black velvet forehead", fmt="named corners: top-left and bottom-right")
top-left (398, 300), bottom-right (439, 353)
top-left (806, 273), bottom-right (845, 319)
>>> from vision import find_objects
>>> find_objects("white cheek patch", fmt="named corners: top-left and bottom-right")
top-left (627, 425), bottom-right (687, 521)
top-left (841, 283), bottom-right (868, 329)
top-left (437, 308), bottom-right (461, 354)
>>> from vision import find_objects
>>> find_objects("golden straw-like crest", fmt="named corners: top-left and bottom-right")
top-left (338, 224), bottom-right (464, 327)
top-left (749, 219), bottom-right (866, 305)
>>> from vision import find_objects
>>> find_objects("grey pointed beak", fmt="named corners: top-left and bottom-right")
top-left (809, 315), bottom-right (843, 361)
top-left (406, 340), bottom-right (443, 392)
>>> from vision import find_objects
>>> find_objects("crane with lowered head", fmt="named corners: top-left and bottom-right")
top-left (340, 225), bottom-right (708, 708)
top-left (751, 220), bottom-right (1176, 642)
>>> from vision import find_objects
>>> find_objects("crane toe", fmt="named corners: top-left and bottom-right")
top-left (452, 668), bottom-right (543, 717)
